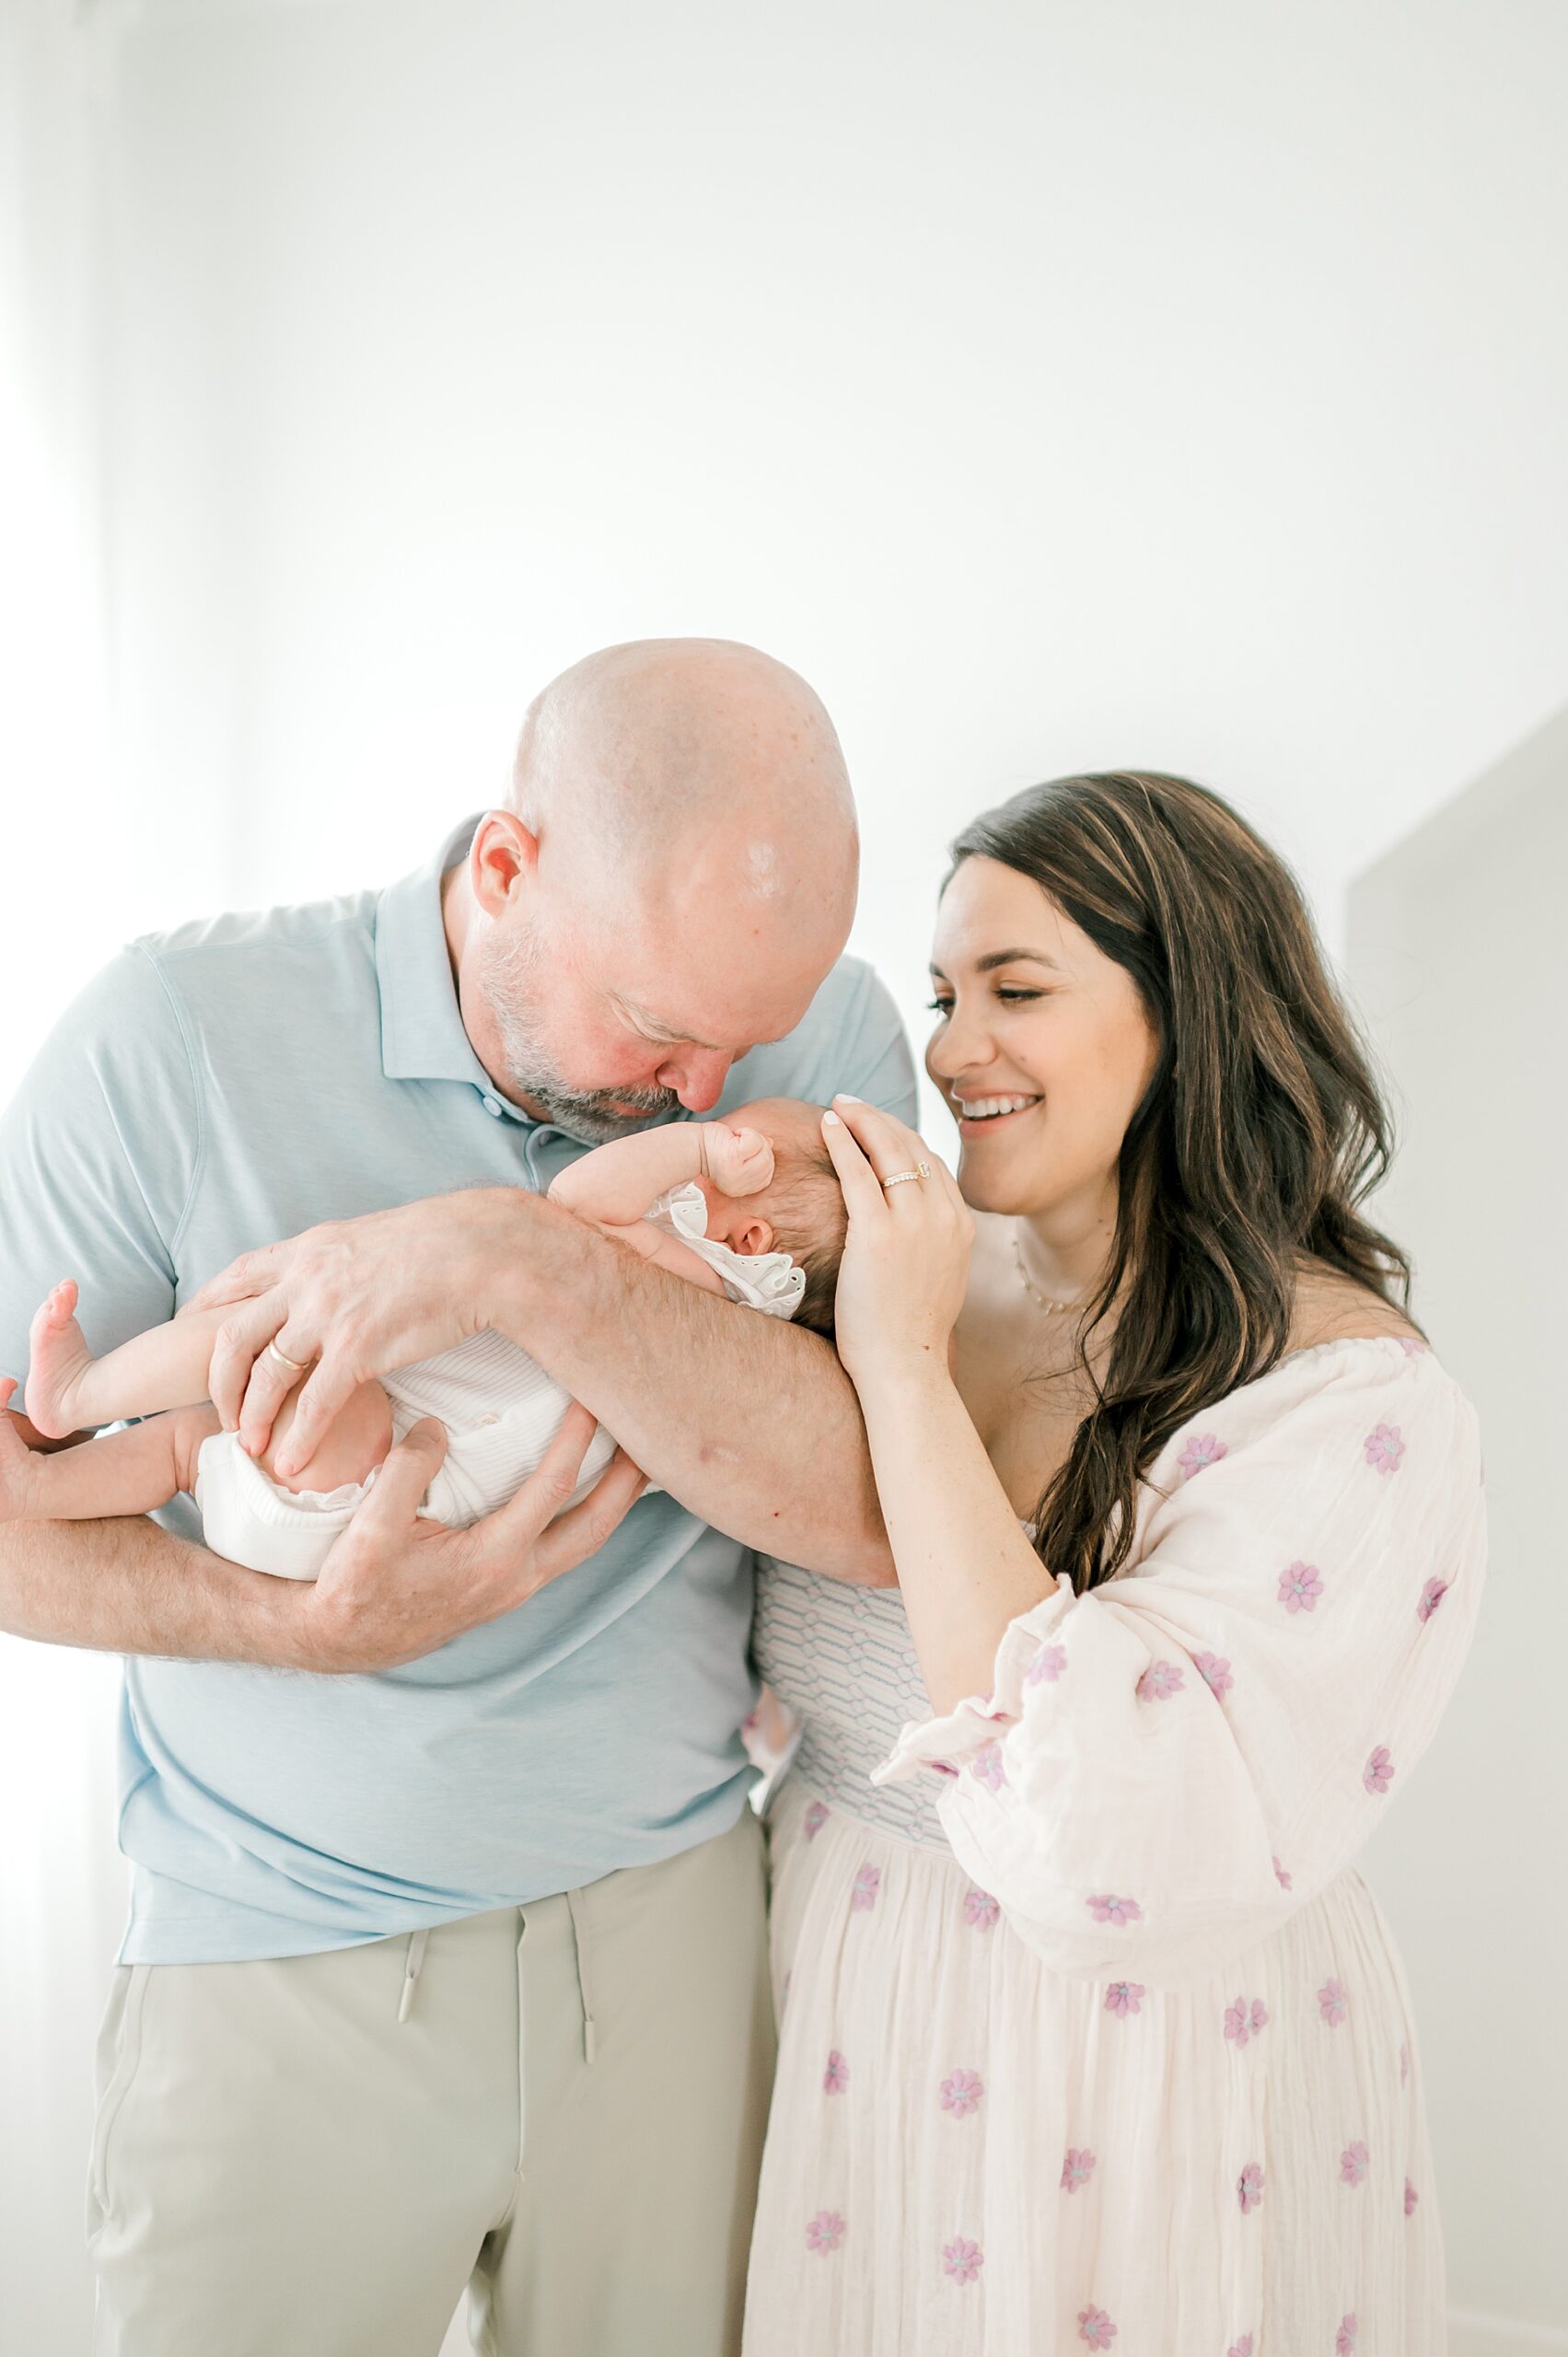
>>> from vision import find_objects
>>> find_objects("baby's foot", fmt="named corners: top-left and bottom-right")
top-left (0, 1379), bottom-right (43, 1520)
top-left (703, 1123), bottom-right (776, 1198)
top-left (25, 1281), bottom-right (96, 1439)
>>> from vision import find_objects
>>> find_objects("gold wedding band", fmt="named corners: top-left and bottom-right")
top-left (265, 1336), bottom-right (311, 1374)
top-left (882, 1163), bottom-right (933, 1190)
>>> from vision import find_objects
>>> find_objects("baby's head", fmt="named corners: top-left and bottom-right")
top-left (700, 1097), bottom-right (847, 1335)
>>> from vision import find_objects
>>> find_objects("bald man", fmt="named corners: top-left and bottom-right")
top-left (0, 642), bottom-right (917, 2357)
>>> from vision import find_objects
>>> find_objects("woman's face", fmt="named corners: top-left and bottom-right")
top-left (926, 856), bottom-right (1160, 1222)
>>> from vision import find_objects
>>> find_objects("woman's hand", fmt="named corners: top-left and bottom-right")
top-left (296, 1403), bottom-right (649, 1673)
top-left (182, 1190), bottom-right (538, 1481)
top-left (819, 1097), bottom-right (974, 1389)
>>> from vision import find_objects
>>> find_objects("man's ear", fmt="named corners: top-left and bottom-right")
top-left (734, 1216), bottom-right (776, 1260)
top-left (469, 809), bottom-right (540, 918)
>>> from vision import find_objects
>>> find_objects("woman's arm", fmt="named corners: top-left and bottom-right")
top-left (855, 1363), bottom-right (1055, 1711)
top-left (819, 1100), bottom-right (1487, 1986)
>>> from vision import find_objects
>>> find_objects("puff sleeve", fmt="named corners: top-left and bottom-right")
top-left (872, 1339), bottom-right (1485, 1986)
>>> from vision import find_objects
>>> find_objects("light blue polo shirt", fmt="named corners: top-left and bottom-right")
top-left (0, 819), bottom-right (917, 1963)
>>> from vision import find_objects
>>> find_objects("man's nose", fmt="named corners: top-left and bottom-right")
top-left (657, 1047), bottom-right (736, 1112)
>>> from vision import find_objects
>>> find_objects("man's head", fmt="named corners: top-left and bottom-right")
top-left (449, 639), bottom-right (860, 1142)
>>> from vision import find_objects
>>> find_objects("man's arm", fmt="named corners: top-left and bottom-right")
top-left (0, 952), bottom-right (651, 1666)
top-left (494, 1199), bottom-right (896, 1579)
top-left (0, 1407), bottom-right (651, 1671)
top-left (197, 969), bottom-right (921, 1580)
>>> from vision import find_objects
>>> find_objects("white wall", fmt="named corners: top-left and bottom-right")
top-left (104, 0), bottom-right (1568, 1043)
top-left (1348, 708), bottom-right (1568, 2347)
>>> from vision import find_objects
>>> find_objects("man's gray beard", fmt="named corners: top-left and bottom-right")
top-left (482, 928), bottom-right (681, 1145)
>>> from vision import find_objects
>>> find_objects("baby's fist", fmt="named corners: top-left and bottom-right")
top-left (704, 1123), bottom-right (775, 1197)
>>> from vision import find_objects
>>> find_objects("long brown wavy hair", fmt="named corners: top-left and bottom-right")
top-left (947, 771), bottom-right (1414, 1593)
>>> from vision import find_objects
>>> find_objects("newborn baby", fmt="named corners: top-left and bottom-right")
top-left (0, 1097), bottom-right (845, 1583)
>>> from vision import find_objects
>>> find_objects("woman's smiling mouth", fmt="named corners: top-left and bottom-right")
top-left (951, 1092), bottom-right (1042, 1133)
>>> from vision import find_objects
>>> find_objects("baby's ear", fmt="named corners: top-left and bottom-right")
top-left (735, 1216), bottom-right (776, 1260)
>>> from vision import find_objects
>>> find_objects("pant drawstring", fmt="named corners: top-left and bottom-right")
top-left (564, 1888), bottom-right (598, 2064)
top-left (397, 1928), bottom-right (429, 2024)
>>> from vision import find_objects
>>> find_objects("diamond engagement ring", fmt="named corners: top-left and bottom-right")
top-left (882, 1163), bottom-right (934, 1190)
top-left (265, 1337), bottom-right (311, 1374)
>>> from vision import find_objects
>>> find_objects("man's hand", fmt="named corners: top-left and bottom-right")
top-left (296, 1402), bottom-right (648, 1674)
top-left (184, 1190), bottom-right (534, 1481)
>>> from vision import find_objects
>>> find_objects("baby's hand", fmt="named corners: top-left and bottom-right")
top-left (703, 1123), bottom-right (775, 1198)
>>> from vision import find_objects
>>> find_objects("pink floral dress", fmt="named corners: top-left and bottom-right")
top-left (744, 1338), bottom-right (1485, 2354)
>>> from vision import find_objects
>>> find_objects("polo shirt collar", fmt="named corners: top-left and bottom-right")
top-left (376, 814), bottom-right (517, 1100)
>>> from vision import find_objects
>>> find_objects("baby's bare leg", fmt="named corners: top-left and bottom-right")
top-left (0, 1384), bottom-right (220, 1524)
top-left (259, 1378), bottom-right (394, 1497)
top-left (27, 1285), bottom-right (236, 1440)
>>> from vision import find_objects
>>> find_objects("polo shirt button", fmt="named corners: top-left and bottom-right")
top-left (481, 1094), bottom-right (503, 1118)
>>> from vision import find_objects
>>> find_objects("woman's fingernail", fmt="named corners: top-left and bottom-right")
top-left (834, 1093), bottom-right (864, 1105)
top-left (823, 1109), bottom-right (842, 1127)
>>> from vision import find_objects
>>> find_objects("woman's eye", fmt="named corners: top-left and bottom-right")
top-left (995, 988), bottom-right (1044, 1004)
top-left (926, 999), bottom-right (953, 1016)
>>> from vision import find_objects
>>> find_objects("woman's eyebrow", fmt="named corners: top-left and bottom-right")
top-left (929, 948), bottom-right (1063, 980)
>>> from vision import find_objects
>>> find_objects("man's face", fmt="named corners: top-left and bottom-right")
top-left (476, 895), bottom-right (829, 1144)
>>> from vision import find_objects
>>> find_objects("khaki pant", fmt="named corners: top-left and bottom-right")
top-left (87, 1809), bottom-right (773, 2357)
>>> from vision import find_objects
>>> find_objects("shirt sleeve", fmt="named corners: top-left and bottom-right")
top-left (0, 944), bottom-right (203, 1395)
top-left (872, 1341), bottom-right (1486, 1986)
top-left (804, 961), bottom-right (920, 1126)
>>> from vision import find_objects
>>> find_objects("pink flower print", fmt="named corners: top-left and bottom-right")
top-left (806, 2209), bottom-right (844, 2255)
top-left (823, 2050), bottom-right (849, 2096)
top-left (1365, 1422), bottom-right (1406, 1474)
top-left (1136, 1659), bottom-right (1185, 1702)
top-left (1237, 2161), bottom-right (1264, 2214)
top-left (1087, 1893), bottom-right (1143, 1926)
top-left (1061, 2146), bottom-right (1097, 2193)
top-left (1278, 1560), bottom-right (1325, 1613)
top-left (1179, 1432), bottom-right (1227, 1479)
top-left (1417, 1576), bottom-right (1448, 1623)
top-left (1399, 1336), bottom-right (1427, 1355)
top-left (1225, 1995), bottom-right (1269, 2047)
top-left (1405, 2177), bottom-right (1419, 2215)
top-left (1337, 2316), bottom-right (1359, 2355)
top-left (1104, 1980), bottom-right (1145, 2018)
top-left (1340, 2140), bottom-right (1369, 2188)
top-left (1027, 1642), bottom-right (1067, 1687)
top-left (804, 1801), bottom-right (830, 1840)
top-left (850, 1863), bottom-right (881, 1912)
top-left (1318, 1978), bottom-right (1349, 2027)
top-left (1195, 1651), bottom-right (1234, 1700)
top-left (1364, 1745), bottom-right (1395, 1796)
top-left (1078, 2308), bottom-right (1118, 2349)
top-left (970, 1739), bottom-right (1007, 1792)
top-left (963, 1886), bottom-right (1000, 1933)
top-left (1272, 1854), bottom-right (1293, 1890)
top-left (1228, 2340), bottom-right (1256, 2357)
top-left (942, 2236), bottom-right (983, 2286)
top-left (940, 2068), bottom-right (984, 2119)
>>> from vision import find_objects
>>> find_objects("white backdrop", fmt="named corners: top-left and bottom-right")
top-left (5, 2), bottom-right (1567, 2350)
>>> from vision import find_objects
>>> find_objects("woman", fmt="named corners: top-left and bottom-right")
top-left (745, 773), bottom-right (1484, 2354)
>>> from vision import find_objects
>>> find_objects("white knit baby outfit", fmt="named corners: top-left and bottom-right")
top-left (193, 1183), bottom-right (805, 1580)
